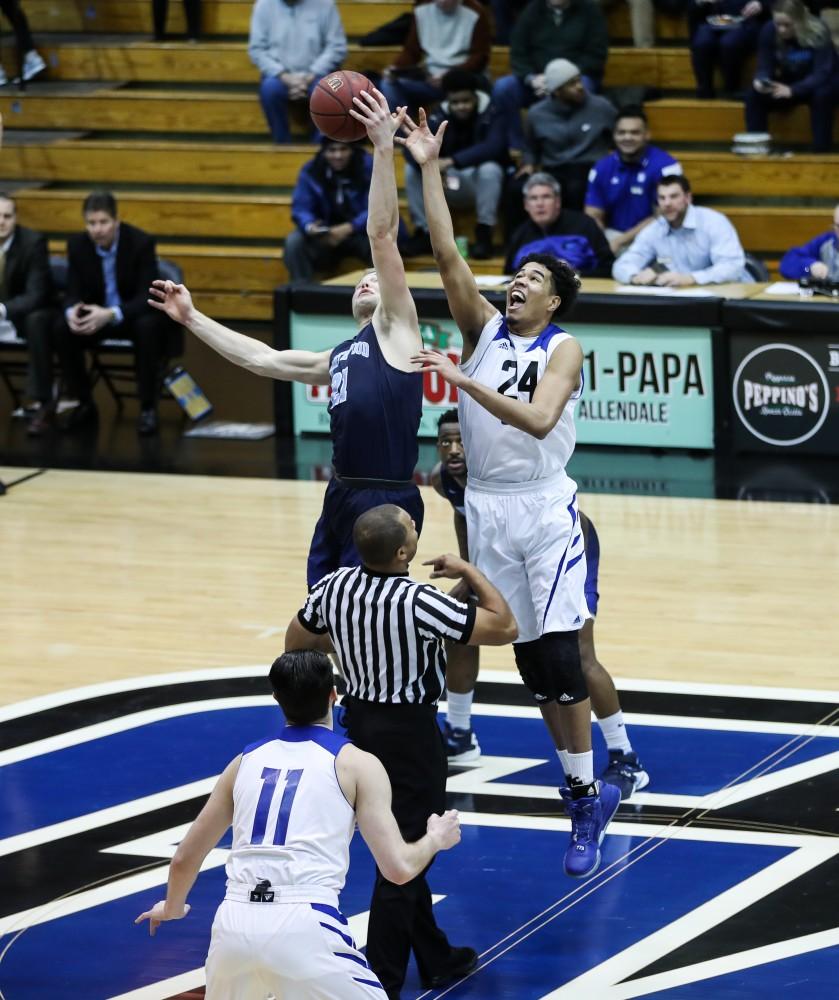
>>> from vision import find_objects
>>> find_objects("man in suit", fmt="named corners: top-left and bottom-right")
top-left (0, 192), bottom-right (58, 436)
top-left (54, 191), bottom-right (175, 435)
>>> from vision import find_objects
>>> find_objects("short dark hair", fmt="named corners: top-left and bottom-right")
top-left (269, 650), bottom-right (334, 725)
top-left (0, 192), bottom-right (17, 209)
top-left (516, 253), bottom-right (581, 320)
top-left (615, 105), bottom-right (648, 126)
top-left (657, 174), bottom-right (691, 195)
top-left (441, 68), bottom-right (483, 95)
top-left (353, 504), bottom-right (409, 566)
top-left (437, 408), bottom-right (459, 434)
top-left (83, 190), bottom-right (118, 218)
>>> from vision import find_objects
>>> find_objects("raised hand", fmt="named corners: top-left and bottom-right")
top-left (422, 553), bottom-right (469, 579)
top-left (398, 108), bottom-right (448, 166)
top-left (349, 87), bottom-right (406, 149)
top-left (410, 348), bottom-right (467, 387)
top-left (148, 279), bottom-right (195, 326)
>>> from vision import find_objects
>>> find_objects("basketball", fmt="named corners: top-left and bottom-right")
top-left (309, 70), bottom-right (372, 143)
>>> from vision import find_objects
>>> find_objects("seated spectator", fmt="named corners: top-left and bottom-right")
top-left (0, 0), bottom-right (46, 86)
top-left (53, 191), bottom-right (180, 436)
top-left (380, 0), bottom-right (491, 115)
top-left (401, 70), bottom-right (508, 259)
top-left (613, 175), bottom-right (752, 285)
top-left (520, 60), bottom-right (617, 211)
top-left (585, 106), bottom-right (682, 254)
top-left (487, 0), bottom-right (522, 42)
top-left (0, 192), bottom-right (58, 436)
top-left (248, 0), bottom-right (347, 144)
top-left (779, 202), bottom-right (839, 281)
top-left (284, 139), bottom-right (374, 282)
top-left (744, 0), bottom-right (839, 152)
top-left (595, 0), bottom-right (655, 47)
top-left (492, 0), bottom-right (609, 150)
top-left (504, 172), bottom-right (614, 275)
top-left (152, 0), bottom-right (201, 40)
top-left (688, 0), bottom-right (768, 99)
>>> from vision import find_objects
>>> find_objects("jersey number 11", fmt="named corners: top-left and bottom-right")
top-left (250, 767), bottom-right (304, 845)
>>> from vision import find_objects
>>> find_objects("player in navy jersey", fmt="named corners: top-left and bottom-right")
top-left (149, 87), bottom-right (424, 587)
top-left (401, 108), bottom-right (620, 880)
top-left (136, 650), bottom-right (462, 998)
top-left (432, 409), bottom-right (649, 798)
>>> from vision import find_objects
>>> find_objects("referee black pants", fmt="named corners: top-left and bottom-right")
top-left (342, 697), bottom-right (454, 999)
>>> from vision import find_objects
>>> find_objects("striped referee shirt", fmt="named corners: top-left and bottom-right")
top-left (298, 566), bottom-right (476, 704)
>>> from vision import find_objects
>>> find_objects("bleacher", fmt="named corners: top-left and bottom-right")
top-left (1, 0), bottom-right (838, 322)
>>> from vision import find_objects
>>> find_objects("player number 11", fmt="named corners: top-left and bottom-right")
top-left (250, 767), bottom-right (304, 845)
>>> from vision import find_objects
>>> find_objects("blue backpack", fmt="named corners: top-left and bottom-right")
top-left (512, 235), bottom-right (598, 273)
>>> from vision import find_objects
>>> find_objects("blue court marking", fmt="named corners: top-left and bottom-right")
top-left (0, 826), bottom-right (792, 1000)
top-left (646, 944), bottom-right (839, 998)
top-left (450, 714), bottom-right (838, 795)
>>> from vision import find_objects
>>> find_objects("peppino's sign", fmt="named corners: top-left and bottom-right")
top-left (730, 338), bottom-right (839, 453)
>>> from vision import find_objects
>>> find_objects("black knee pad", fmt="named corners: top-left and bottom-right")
top-left (514, 631), bottom-right (588, 705)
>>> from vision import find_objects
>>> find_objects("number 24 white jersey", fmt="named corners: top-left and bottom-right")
top-left (458, 310), bottom-right (583, 490)
top-left (227, 725), bottom-right (355, 896)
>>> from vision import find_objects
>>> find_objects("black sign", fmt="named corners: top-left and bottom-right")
top-left (730, 336), bottom-right (839, 454)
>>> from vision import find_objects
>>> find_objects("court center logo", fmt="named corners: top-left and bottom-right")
top-left (732, 342), bottom-right (830, 446)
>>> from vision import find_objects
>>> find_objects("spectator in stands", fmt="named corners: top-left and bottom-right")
top-left (379, 0), bottom-right (491, 115)
top-left (487, 0), bottom-right (521, 43)
top-left (688, 0), bottom-right (769, 99)
top-left (152, 0), bottom-right (201, 40)
top-left (613, 174), bottom-right (752, 285)
top-left (519, 59), bottom-right (617, 211)
top-left (401, 70), bottom-right (508, 259)
top-left (504, 172), bottom-right (614, 275)
top-left (492, 0), bottom-right (609, 150)
top-left (0, 192), bottom-right (58, 436)
top-left (585, 106), bottom-right (682, 254)
top-left (779, 202), bottom-right (839, 281)
top-left (0, 0), bottom-right (46, 85)
top-left (53, 191), bottom-right (178, 436)
top-left (744, 0), bottom-right (839, 152)
top-left (248, 0), bottom-right (347, 144)
top-left (595, 0), bottom-right (655, 47)
top-left (285, 139), bottom-right (374, 281)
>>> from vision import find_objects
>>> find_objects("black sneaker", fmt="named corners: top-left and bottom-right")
top-left (470, 223), bottom-right (494, 260)
top-left (420, 946), bottom-right (479, 989)
top-left (400, 228), bottom-right (432, 257)
top-left (600, 750), bottom-right (649, 801)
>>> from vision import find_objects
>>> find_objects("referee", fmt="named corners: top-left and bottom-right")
top-left (285, 503), bottom-right (517, 999)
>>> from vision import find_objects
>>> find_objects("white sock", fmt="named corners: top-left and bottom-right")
top-left (556, 748), bottom-right (571, 780)
top-left (598, 711), bottom-right (632, 754)
top-left (445, 690), bottom-right (474, 731)
top-left (566, 750), bottom-right (594, 788)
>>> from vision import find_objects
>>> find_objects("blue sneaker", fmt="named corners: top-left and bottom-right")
top-left (601, 750), bottom-right (649, 801)
top-left (560, 780), bottom-right (621, 879)
top-left (444, 721), bottom-right (481, 763)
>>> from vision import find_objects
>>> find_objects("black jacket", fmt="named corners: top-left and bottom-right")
top-left (65, 222), bottom-right (157, 326)
top-left (403, 91), bottom-right (509, 170)
top-left (3, 225), bottom-right (56, 325)
top-left (505, 210), bottom-right (614, 276)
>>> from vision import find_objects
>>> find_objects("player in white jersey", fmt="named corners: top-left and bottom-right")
top-left (400, 109), bottom-right (620, 880)
top-left (135, 650), bottom-right (461, 999)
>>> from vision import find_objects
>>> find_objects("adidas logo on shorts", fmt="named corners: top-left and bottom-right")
top-left (559, 693), bottom-right (573, 702)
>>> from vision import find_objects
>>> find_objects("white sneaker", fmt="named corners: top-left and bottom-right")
top-left (22, 50), bottom-right (46, 82)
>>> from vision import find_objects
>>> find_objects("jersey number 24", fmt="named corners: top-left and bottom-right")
top-left (497, 360), bottom-right (538, 401)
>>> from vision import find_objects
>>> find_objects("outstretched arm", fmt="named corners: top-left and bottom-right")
top-left (400, 110), bottom-right (495, 356)
top-left (338, 746), bottom-right (461, 884)
top-left (135, 755), bottom-right (239, 935)
top-left (149, 280), bottom-right (331, 384)
top-left (413, 338), bottom-right (583, 440)
top-left (349, 88), bottom-right (419, 341)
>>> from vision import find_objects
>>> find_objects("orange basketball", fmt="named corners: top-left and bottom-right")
top-left (309, 70), bottom-right (372, 142)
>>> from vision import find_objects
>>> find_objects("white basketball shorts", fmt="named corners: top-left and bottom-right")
top-left (465, 474), bottom-right (590, 644)
top-left (205, 899), bottom-right (384, 999)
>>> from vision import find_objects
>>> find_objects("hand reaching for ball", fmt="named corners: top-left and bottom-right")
top-left (348, 88), bottom-right (407, 149)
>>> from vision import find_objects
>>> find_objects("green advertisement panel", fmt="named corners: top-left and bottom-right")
top-left (290, 314), bottom-right (714, 448)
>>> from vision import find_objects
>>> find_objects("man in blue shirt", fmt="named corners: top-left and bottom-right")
top-left (612, 175), bottom-right (752, 287)
top-left (780, 203), bottom-right (839, 282)
top-left (585, 106), bottom-right (682, 256)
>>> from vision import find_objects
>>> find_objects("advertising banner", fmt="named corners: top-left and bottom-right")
top-left (729, 335), bottom-right (839, 454)
top-left (290, 314), bottom-right (715, 448)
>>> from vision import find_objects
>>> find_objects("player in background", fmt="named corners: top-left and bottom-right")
top-left (432, 409), bottom-right (649, 799)
top-left (136, 650), bottom-right (461, 998)
top-left (150, 87), bottom-right (423, 588)
top-left (404, 107), bottom-right (618, 879)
